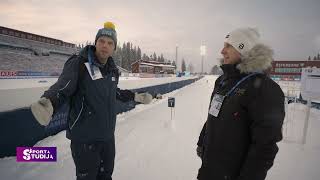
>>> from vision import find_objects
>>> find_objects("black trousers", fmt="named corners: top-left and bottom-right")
top-left (70, 138), bottom-right (115, 180)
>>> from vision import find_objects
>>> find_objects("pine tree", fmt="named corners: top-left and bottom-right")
top-left (172, 61), bottom-right (176, 69)
top-left (137, 47), bottom-right (142, 60)
top-left (133, 46), bottom-right (138, 61)
top-left (152, 52), bottom-right (157, 61)
top-left (159, 54), bottom-right (165, 62)
top-left (121, 43), bottom-right (126, 68)
top-left (181, 59), bottom-right (186, 72)
top-left (308, 56), bottom-right (311, 61)
top-left (126, 42), bottom-right (131, 70)
top-left (105, 40), bottom-right (175, 70)
top-left (113, 45), bottom-right (121, 66)
top-left (128, 45), bottom-right (136, 69)
top-left (142, 53), bottom-right (147, 60)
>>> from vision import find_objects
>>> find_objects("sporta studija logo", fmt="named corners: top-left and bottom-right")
top-left (16, 147), bottom-right (57, 162)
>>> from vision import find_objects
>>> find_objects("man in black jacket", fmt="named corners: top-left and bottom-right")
top-left (31, 22), bottom-right (153, 180)
top-left (197, 27), bottom-right (285, 180)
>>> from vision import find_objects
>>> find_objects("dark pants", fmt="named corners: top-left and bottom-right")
top-left (70, 139), bottom-right (115, 180)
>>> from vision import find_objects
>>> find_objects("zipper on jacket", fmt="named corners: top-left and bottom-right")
top-left (57, 80), bottom-right (71, 98)
top-left (70, 96), bottom-right (84, 130)
top-left (108, 74), bottom-right (114, 130)
top-left (60, 80), bottom-right (71, 91)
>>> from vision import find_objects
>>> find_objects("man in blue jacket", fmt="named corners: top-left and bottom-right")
top-left (31, 22), bottom-right (153, 180)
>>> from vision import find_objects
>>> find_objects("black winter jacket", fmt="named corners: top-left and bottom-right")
top-left (43, 45), bottom-right (135, 143)
top-left (197, 64), bottom-right (285, 180)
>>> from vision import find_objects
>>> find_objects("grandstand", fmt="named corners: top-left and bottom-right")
top-left (0, 26), bottom-right (130, 75)
top-left (0, 26), bottom-right (77, 73)
top-left (0, 47), bottom-right (69, 73)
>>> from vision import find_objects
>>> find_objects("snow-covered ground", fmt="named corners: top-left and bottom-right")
top-left (0, 78), bottom-right (59, 90)
top-left (0, 76), bottom-right (197, 112)
top-left (0, 76), bottom-right (195, 90)
top-left (270, 103), bottom-right (320, 180)
top-left (0, 75), bottom-right (319, 180)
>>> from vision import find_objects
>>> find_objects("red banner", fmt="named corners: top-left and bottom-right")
top-left (0, 71), bottom-right (17, 76)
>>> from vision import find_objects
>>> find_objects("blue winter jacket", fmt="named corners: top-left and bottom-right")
top-left (43, 45), bottom-right (134, 142)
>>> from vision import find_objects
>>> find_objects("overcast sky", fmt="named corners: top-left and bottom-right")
top-left (1, 0), bottom-right (319, 72)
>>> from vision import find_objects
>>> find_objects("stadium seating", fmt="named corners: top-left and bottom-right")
top-left (0, 34), bottom-right (76, 73)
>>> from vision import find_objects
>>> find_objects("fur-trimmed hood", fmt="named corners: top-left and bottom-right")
top-left (220, 44), bottom-right (274, 74)
top-left (237, 44), bottom-right (274, 73)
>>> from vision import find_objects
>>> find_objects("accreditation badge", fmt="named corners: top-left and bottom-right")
top-left (208, 94), bottom-right (225, 117)
top-left (85, 62), bottom-right (103, 80)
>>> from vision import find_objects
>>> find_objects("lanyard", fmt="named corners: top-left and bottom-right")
top-left (222, 72), bottom-right (261, 97)
top-left (88, 49), bottom-right (95, 76)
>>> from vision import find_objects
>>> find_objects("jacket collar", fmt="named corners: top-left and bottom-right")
top-left (79, 45), bottom-right (117, 71)
top-left (220, 64), bottom-right (243, 79)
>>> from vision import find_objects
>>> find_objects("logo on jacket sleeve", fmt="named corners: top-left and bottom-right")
top-left (234, 88), bottom-right (246, 96)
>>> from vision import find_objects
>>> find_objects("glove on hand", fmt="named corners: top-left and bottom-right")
top-left (134, 92), bottom-right (153, 104)
top-left (31, 97), bottom-right (53, 126)
top-left (196, 146), bottom-right (204, 158)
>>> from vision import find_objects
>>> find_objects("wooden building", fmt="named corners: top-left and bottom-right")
top-left (131, 60), bottom-right (176, 74)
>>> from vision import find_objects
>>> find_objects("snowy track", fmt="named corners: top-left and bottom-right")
top-left (1, 76), bottom-right (320, 180)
